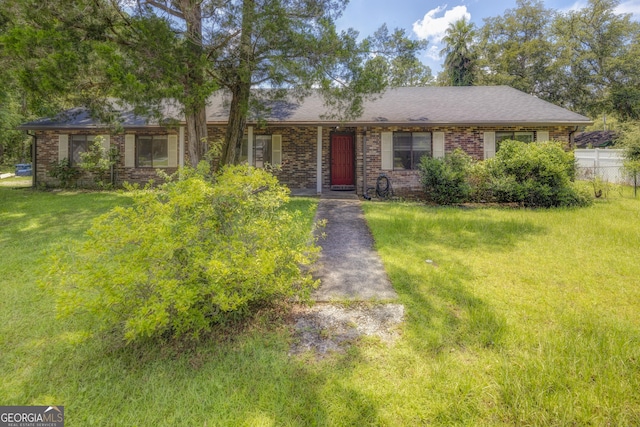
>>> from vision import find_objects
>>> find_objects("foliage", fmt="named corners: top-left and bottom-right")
top-left (485, 140), bottom-right (591, 207)
top-left (78, 136), bottom-right (118, 188)
top-left (419, 141), bottom-right (591, 207)
top-left (2, 186), bottom-right (640, 424)
top-left (477, 0), bottom-right (556, 96)
top-left (551, 0), bottom-right (640, 116)
top-left (619, 124), bottom-right (640, 192)
top-left (44, 164), bottom-right (320, 342)
top-left (474, 0), bottom-right (640, 120)
top-left (2, 1), bottom-right (427, 168)
top-left (48, 158), bottom-right (80, 187)
top-left (440, 18), bottom-right (477, 86)
top-left (591, 175), bottom-right (613, 198)
top-left (419, 149), bottom-right (472, 204)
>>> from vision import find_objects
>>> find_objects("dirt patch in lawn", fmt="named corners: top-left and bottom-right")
top-left (289, 303), bottom-right (404, 356)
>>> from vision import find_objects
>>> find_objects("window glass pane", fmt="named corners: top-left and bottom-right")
top-left (70, 135), bottom-right (88, 165)
top-left (412, 133), bottom-right (431, 168)
top-left (496, 132), bottom-right (514, 152)
top-left (152, 136), bottom-right (168, 167)
top-left (255, 135), bottom-right (271, 168)
top-left (137, 136), bottom-right (153, 167)
top-left (514, 132), bottom-right (534, 143)
top-left (393, 132), bottom-right (411, 170)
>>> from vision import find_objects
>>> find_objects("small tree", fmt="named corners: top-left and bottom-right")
top-left (78, 136), bottom-right (118, 188)
top-left (620, 125), bottom-right (640, 196)
top-left (44, 164), bottom-right (320, 343)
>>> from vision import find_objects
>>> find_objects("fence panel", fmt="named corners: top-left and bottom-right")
top-left (574, 149), bottom-right (634, 184)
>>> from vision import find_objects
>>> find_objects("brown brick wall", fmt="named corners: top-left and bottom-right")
top-left (357, 125), bottom-right (575, 196)
top-left (35, 129), bottom-right (178, 187)
top-left (34, 124), bottom-right (576, 195)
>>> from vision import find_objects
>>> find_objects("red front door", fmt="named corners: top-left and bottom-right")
top-left (331, 134), bottom-right (355, 188)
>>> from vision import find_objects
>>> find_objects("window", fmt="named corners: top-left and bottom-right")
top-left (496, 131), bottom-right (534, 151)
top-left (240, 135), bottom-right (273, 167)
top-left (137, 135), bottom-right (168, 167)
top-left (254, 135), bottom-right (272, 168)
top-left (70, 135), bottom-right (95, 165)
top-left (393, 132), bottom-right (431, 170)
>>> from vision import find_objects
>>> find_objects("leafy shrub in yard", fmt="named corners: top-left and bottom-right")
top-left (44, 164), bottom-right (319, 343)
top-left (78, 136), bottom-right (118, 188)
top-left (419, 149), bottom-right (472, 204)
top-left (485, 140), bottom-right (591, 207)
top-left (49, 158), bottom-right (80, 187)
top-left (619, 124), bottom-right (640, 192)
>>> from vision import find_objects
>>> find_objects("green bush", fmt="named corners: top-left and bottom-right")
top-left (78, 136), bottom-right (118, 188)
top-left (419, 149), bottom-right (472, 204)
top-left (49, 158), bottom-right (80, 188)
top-left (619, 124), bottom-right (640, 191)
top-left (485, 140), bottom-right (590, 207)
top-left (44, 164), bottom-right (320, 342)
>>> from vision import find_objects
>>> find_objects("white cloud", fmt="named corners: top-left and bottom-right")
top-left (616, 0), bottom-right (640, 18)
top-left (558, 1), bottom-right (587, 14)
top-left (426, 45), bottom-right (442, 61)
top-left (412, 5), bottom-right (471, 42)
top-left (560, 0), bottom-right (640, 19)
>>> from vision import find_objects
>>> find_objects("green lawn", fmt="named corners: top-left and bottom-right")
top-left (1, 187), bottom-right (639, 425)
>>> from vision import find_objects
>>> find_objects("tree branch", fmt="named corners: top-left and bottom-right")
top-left (143, 0), bottom-right (185, 20)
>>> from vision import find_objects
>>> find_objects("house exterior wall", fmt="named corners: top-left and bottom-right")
top-left (33, 124), bottom-right (575, 195)
top-left (357, 125), bottom-right (574, 197)
top-left (34, 129), bottom-right (179, 187)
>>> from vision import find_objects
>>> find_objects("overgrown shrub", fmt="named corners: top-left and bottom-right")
top-left (44, 164), bottom-right (320, 343)
top-left (619, 124), bottom-right (640, 193)
top-left (485, 140), bottom-right (590, 207)
top-left (419, 149), bottom-right (472, 204)
top-left (78, 136), bottom-right (118, 188)
top-left (49, 158), bottom-right (80, 187)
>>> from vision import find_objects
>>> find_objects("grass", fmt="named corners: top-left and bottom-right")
top-left (1, 186), bottom-right (640, 425)
top-left (0, 176), bottom-right (32, 187)
top-left (362, 187), bottom-right (640, 425)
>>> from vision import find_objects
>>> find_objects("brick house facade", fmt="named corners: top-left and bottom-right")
top-left (21, 87), bottom-right (592, 195)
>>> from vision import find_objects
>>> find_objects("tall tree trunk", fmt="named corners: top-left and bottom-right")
top-left (222, 81), bottom-right (251, 166)
top-left (221, 0), bottom-right (254, 166)
top-left (179, 0), bottom-right (208, 167)
top-left (185, 105), bottom-right (208, 167)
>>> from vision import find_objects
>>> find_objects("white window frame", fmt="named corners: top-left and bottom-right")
top-left (392, 131), bottom-right (432, 170)
top-left (69, 134), bottom-right (95, 165)
top-left (136, 135), bottom-right (169, 168)
top-left (495, 131), bottom-right (535, 151)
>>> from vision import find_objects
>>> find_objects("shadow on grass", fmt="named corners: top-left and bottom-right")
top-left (2, 189), bottom-right (379, 425)
top-left (11, 314), bottom-right (378, 425)
top-left (364, 204), bottom-right (546, 354)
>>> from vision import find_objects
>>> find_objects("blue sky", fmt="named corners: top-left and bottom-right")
top-left (335, 0), bottom-right (640, 74)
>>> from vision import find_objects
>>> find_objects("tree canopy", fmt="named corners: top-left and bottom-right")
top-left (440, 17), bottom-right (477, 86)
top-left (1, 0), bottom-right (427, 167)
top-left (2, 0), bottom-right (639, 160)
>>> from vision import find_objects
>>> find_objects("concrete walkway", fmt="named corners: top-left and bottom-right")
top-left (312, 196), bottom-right (397, 301)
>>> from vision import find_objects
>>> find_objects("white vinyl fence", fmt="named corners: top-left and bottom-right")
top-left (575, 149), bottom-right (634, 184)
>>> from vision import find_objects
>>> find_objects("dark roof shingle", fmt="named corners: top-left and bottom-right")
top-left (19, 86), bottom-right (592, 129)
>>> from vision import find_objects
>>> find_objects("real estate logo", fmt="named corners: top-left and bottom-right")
top-left (0, 406), bottom-right (64, 427)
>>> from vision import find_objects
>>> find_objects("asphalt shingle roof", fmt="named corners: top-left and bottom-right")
top-left (19, 86), bottom-right (592, 129)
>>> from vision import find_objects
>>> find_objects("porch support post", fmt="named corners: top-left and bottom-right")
top-left (179, 126), bottom-right (185, 167)
top-left (316, 126), bottom-right (322, 194)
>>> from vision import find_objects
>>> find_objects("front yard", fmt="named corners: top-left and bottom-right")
top-left (1, 186), bottom-right (639, 425)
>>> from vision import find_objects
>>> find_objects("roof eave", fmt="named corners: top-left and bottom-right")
top-left (20, 119), bottom-right (594, 130)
